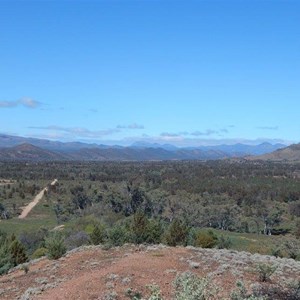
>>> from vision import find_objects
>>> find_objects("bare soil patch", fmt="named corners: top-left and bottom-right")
top-left (0, 245), bottom-right (299, 300)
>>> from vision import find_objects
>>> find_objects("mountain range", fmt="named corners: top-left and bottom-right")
top-left (0, 134), bottom-right (288, 161)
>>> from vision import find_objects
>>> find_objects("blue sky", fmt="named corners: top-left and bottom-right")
top-left (0, 0), bottom-right (299, 146)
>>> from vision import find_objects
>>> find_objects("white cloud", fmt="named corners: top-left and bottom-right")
top-left (0, 97), bottom-right (41, 109)
top-left (117, 123), bottom-right (144, 129)
top-left (257, 126), bottom-right (279, 130)
top-left (29, 125), bottom-right (120, 138)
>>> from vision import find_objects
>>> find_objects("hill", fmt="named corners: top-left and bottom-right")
top-left (253, 143), bottom-right (300, 162)
top-left (0, 133), bottom-right (287, 161)
top-left (0, 143), bottom-right (68, 161)
top-left (0, 244), bottom-right (299, 300)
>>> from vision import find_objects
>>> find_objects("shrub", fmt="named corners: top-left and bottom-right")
top-left (108, 225), bottom-right (129, 246)
top-left (145, 219), bottom-right (163, 244)
top-left (147, 284), bottom-right (164, 300)
top-left (270, 247), bottom-right (282, 258)
top-left (20, 263), bottom-right (29, 274)
top-left (284, 240), bottom-right (300, 260)
top-left (230, 281), bottom-right (266, 300)
top-left (164, 219), bottom-right (189, 247)
top-left (45, 233), bottom-right (66, 260)
top-left (251, 281), bottom-right (300, 300)
top-left (65, 231), bottom-right (90, 249)
top-left (255, 263), bottom-right (277, 282)
top-left (125, 288), bottom-right (143, 299)
top-left (90, 224), bottom-right (106, 245)
top-left (173, 272), bottom-right (216, 300)
top-left (19, 227), bottom-right (49, 255)
top-left (31, 247), bottom-right (48, 259)
top-left (193, 231), bottom-right (218, 249)
top-left (217, 235), bottom-right (232, 249)
top-left (131, 211), bottom-right (150, 244)
top-left (130, 212), bottom-right (163, 244)
top-left (0, 239), bottom-right (13, 275)
top-left (9, 235), bottom-right (28, 266)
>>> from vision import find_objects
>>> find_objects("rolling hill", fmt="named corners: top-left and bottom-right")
top-left (0, 143), bottom-right (69, 161)
top-left (253, 143), bottom-right (300, 162)
top-left (0, 134), bottom-right (287, 161)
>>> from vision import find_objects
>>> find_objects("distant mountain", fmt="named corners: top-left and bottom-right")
top-left (253, 143), bottom-right (300, 162)
top-left (0, 134), bottom-right (110, 152)
top-left (0, 143), bottom-right (68, 161)
top-left (131, 142), bottom-right (178, 151)
top-left (0, 134), bottom-right (287, 161)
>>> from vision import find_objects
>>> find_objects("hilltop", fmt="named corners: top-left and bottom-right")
top-left (0, 244), bottom-right (299, 300)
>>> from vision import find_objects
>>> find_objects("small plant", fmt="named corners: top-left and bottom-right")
top-left (173, 271), bottom-right (216, 300)
top-left (230, 281), bottom-right (248, 300)
top-left (284, 240), bottom-right (299, 260)
top-left (104, 290), bottom-right (118, 300)
top-left (125, 288), bottom-right (142, 299)
top-left (217, 235), bottom-right (232, 249)
top-left (45, 232), bottom-right (66, 260)
top-left (255, 263), bottom-right (277, 282)
top-left (20, 263), bottom-right (29, 274)
top-left (147, 284), bottom-right (164, 300)
top-left (230, 281), bottom-right (266, 300)
top-left (31, 247), bottom-right (47, 259)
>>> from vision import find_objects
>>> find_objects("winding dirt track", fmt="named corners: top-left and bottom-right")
top-left (18, 179), bottom-right (58, 219)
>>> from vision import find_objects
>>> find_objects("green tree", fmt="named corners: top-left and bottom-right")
top-left (45, 233), bottom-right (66, 260)
top-left (9, 234), bottom-right (28, 266)
top-left (90, 224), bottom-right (106, 245)
top-left (165, 219), bottom-right (189, 246)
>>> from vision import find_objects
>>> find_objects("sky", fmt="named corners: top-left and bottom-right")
top-left (0, 0), bottom-right (299, 147)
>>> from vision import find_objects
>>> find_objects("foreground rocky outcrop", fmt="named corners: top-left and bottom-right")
top-left (0, 244), bottom-right (299, 300)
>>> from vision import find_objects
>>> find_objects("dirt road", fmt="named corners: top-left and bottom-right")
top-left (18, 179), bottom-right (58, 219)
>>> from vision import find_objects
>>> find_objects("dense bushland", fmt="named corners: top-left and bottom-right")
top-left (0, 160), bottom-right (300, 273)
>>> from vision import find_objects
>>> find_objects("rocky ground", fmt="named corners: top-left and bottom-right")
top-left (0, 244), bottom-right (299, 300)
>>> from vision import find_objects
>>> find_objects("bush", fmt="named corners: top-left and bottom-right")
top-left (164, 219), bottom-right (189, 247)
top-left (65, 231), bottom-right (90, 249)
top-left (251, 281), bottom-right (300, 300)
top-left (31, 247), bottom-right (48, 259)
top-left (0, 239), bottom-right (13, 275)
top-left (217, 235), bottom-right (232, 249)
top-left (45, 233), bottom-right (66, 260)
top-left (284, 240), bottom-right (300, 260)
top-left (19, 227), bottom-right (49, 255)
top-left (131, 211), bottom-right (149, 244)
top-left (230, 281), bottom-right (266, 300)
top-left (193, 231), bottom-right (218, 249)
top-left (90, 225), bottom-right (106, 245)
top-left (9, 235), bottom-right (28, 266)
top-left (108, 224), bottom-right (129, 246)
top-left (255, 263), bottom-right (277, 282)
top-left (145, 219), bottom-right (163, 244)
top-left (130, 212), bottom-right (163, 244)
top-left (173, 272), bottom-right (216, 300)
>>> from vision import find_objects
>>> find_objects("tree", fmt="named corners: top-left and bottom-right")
top-left (90, 224), bottom-right (106, 245)
top-left (165, 219), bottom-right (189, 246)
top-left (9, 234), bottom-right (28, 266)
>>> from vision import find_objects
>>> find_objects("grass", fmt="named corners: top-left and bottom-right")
top-left (0, 197), bottom-right (57, 236)
top-left (205, 228), bottom-right (297, 256)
